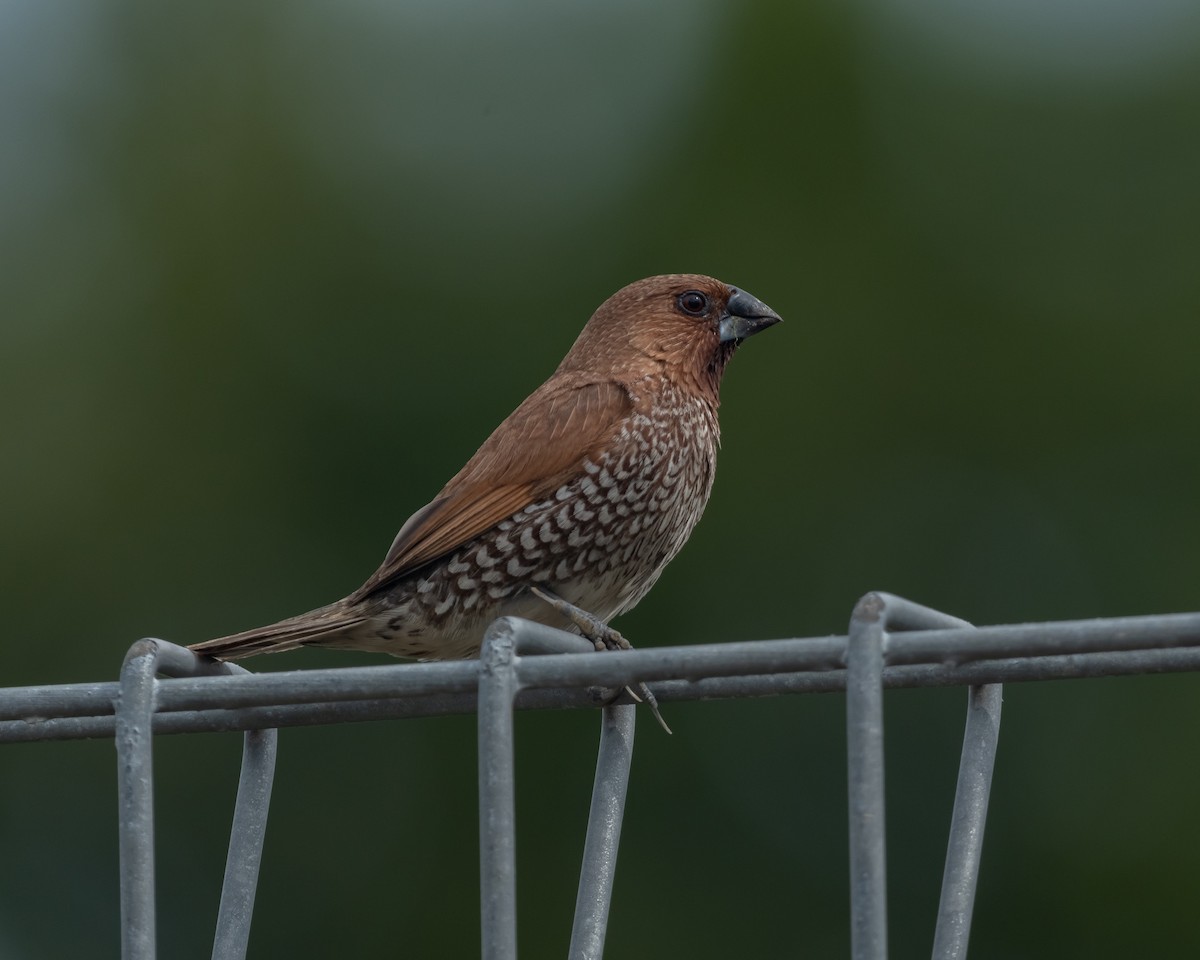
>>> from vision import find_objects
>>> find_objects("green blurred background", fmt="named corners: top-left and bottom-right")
top-left (2, 1), bottom-right (1199, 956)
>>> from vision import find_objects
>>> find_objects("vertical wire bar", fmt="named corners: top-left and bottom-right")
top-left (478, 621), bottom-right (520, 960)
top-left (930, 683), bottom-right (1003, 960)
top-left (115, 639), bottom-right (279, 960)
top-left (846, 594), bottom-right (889, 960)
top-left (116, 640), bottom-right (164, 960)
top-left (568, 704), bottom-right (637, 960)
top-left (211, 724), bottom-right (279, 960)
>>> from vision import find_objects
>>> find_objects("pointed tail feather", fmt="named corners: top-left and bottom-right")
top-left (189, 601), bottom-right (368, 661)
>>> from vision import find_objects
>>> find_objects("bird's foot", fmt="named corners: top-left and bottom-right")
top-left (530, 586), bottom-right (671, 735)
top-left (530, 586), bottom-right (630, 651)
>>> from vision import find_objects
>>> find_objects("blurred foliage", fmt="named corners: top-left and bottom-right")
top-left (2, 1), bottom-right (1199, 957)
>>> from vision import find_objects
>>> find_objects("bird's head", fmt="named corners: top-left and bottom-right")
top-left (557, 274), bottom-right (782, 401)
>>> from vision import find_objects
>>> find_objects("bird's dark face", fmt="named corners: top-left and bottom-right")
top-left (559, 274), bottom-right (781, 393)
top-left (632, 275), bottom-right (781, 396)
top-left (664, 276), bottom-right (782, 349)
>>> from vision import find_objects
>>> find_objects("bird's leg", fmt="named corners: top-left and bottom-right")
top-left (530, 585), bottom-right (630, 651)
top-left (529, 586), bottom-right (671, 735)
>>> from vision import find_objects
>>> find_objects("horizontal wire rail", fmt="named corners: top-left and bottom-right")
top-left (4, 611), bottom-right (1200, 743)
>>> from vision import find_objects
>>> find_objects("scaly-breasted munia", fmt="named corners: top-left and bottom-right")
top-left (190, 274), bottom-right (780, 665)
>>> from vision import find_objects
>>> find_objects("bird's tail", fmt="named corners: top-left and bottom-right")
top-left (188, 600), bottom-right (369, 662)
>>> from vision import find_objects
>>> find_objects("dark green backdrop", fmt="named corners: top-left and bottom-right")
top-left (2, 2), bottom-right (1199, 957)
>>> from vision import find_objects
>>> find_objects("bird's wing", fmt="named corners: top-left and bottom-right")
top-left (351, 377), bottom-right (633, 599)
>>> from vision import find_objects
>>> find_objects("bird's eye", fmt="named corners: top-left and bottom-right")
top-left (678, 291), bottom-right (708, 316)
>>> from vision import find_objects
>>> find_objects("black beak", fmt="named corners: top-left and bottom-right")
top-left (719, 287), bottom-right (783, 343)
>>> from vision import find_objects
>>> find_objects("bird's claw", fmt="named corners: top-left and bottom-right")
top-left (634, 683), bottom-right (673, 735)
top-left (530, 585), bottom-right (672, 735)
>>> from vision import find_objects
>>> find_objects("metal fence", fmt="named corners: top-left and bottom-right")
top-left (3, 591), bottom-right (1200, 959)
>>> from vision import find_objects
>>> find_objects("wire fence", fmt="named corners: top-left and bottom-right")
top-left (2, 592), bottom-right (1200, 959)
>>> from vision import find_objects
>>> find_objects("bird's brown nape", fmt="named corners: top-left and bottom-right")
top-left (189, 274), bottom-right (781, 663)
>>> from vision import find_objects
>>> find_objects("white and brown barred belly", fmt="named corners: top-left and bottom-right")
top-left (339, 379), bottom-right (720, 659)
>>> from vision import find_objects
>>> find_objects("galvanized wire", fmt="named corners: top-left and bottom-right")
top-left (110, 640), bottom-right (277, 960)
top-left (1, 600), bottom-right (1199, 960)
top-left (569, 704), bottom-right (636, 960)
top-left (5, 614), bottom-right (1199, 746)
top-left (932, 683), bottom-right (1002, 960)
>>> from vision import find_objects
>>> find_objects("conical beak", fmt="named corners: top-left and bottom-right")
top-left (718, 287), bottom-right (782, 343)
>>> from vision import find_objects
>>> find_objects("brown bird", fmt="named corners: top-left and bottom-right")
top-left (190, 274), bottom-right (780, 668)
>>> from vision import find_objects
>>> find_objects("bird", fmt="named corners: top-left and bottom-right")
top-left (190, 274), bottom-right (781, 672)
